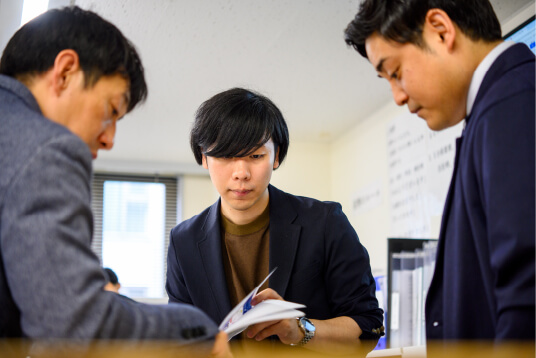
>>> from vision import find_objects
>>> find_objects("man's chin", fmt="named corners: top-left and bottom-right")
top-left (422, 115), bottom-right (444, 132)
top-left (427, 118), bottom-right (462, 132)
top-left (425, 121), bottom-right (442, 132)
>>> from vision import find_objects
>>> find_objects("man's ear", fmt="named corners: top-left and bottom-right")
top-left (50, 49), bottom-right (81, 96)
top-left (423, 9), bottom-right (457, 51)
top-left (202, 153), bottom-right (209, 169)
top-left (273, 148), bottom-right (280, 170)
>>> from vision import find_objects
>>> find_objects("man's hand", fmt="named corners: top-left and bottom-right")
top-left (210, 331), bottom-right (233, 358)
top-left (244, 289), bottom-right (371, 355)
top-left (245, 288), bottom-right (305, 345)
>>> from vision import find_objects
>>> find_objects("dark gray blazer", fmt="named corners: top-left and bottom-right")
top-left (0, 75), bottom-right (218, 346)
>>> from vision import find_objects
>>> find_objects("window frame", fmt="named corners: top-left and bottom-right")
top-left (91, 172), bottom-right (181, 300)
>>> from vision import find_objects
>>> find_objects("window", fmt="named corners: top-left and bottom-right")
top-left (91, 173), bottom-right (180, 299)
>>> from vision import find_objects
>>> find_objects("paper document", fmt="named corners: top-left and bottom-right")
top-left (218, 268), bottom-right (306, 340)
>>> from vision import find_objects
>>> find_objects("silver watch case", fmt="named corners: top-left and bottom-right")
top-left (296, 316), bottom-right (315, 346)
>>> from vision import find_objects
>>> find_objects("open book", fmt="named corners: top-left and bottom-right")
top-left (218, 268), bottom-right (306, 340)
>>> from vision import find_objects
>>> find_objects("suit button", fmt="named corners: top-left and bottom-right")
top-left (433, 321), bottom-right (439, 327)
top-left (182, 326), bottom-right (206, 339)
top-left (181, 328), bottom-right (192, 339)
top-left (192, 326), bottom-right (206, 337)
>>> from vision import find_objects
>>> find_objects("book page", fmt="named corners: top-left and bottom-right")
top-left (218, 268), bottom-right (306, 339)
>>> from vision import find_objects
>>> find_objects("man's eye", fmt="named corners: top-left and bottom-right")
top-left (251, 154), bottom-right (264, 159)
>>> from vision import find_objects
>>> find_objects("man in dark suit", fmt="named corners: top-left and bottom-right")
top-left (0, 6), bottom-right (230, 356)
top-left (166, 88), bottom-right (384, 354)
top-left (344, 0), bottom-right (534, 343)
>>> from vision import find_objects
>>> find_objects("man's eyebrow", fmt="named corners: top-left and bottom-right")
top-left (123, 92), bottom-right (130, 107)
top-left (375, 58), bottom-right (386, 74)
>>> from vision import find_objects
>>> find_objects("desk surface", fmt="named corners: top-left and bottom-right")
top-left (1, 339), bottom-right (534, 358)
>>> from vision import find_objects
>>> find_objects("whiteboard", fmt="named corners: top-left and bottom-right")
top-left (386, 112), bottom-right (464, 238)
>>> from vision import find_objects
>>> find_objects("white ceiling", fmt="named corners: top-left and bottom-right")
top-left (66, 0), bottom-right (533, 169)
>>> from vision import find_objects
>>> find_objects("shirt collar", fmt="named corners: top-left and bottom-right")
top-left (466, 41), bottom-right (515, 117)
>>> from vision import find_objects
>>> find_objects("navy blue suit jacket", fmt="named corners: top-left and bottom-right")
top-left (425, 44), bottom-right (535, 341)
top-left (166, 185), bottom-right (384, 339)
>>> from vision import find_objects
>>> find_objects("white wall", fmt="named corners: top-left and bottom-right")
top-left (330, 103), bottom-right (409, 274)
top-left (0, 0), bottom-right (23, 51)
top-left (181, 174), bottom-right (218, 221)
top-left (501, 1), bottom-right (536, 34)
top-left (270, 140), bottom-right (332, 201)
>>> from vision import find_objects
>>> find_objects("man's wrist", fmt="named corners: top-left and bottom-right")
top-left (290, 317), bottom-right (315, 346)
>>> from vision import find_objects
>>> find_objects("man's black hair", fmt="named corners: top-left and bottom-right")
top-left (344, 0), bottom-right (502, 58)
top-left (103, 268), bottom-right (119, 285)
top-left (0, 6), bottom-right (147, 112)
top-left (190, 88), bottom-right (289, 168)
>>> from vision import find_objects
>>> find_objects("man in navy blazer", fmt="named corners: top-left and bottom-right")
top-left (0, 7), bottom-right (230, 356)
top-left (345, 0), bottom-right (534, 344)
top-left (166, 88), bottom-right (384, 354)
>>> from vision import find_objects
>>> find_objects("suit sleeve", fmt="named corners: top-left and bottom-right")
top-left (475, 90), bottom-right (535, 340)
top-left (324, 204), bottom-right (384, 340)
top-left (0, 135), bottom-right (218, 345)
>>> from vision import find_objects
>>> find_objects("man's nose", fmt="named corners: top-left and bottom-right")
top-left (99, 121), bottom-right (116, 150)
top-left (232, 159), bottom-right (251, 180)
top-left (391, 81), bottom-right (409, 107)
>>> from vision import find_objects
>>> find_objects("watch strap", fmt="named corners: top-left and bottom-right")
top-left (292, 317), bottom-right (315, 346)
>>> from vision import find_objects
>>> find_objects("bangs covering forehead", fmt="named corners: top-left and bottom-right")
top-left (203, 128), bottom-right (272, 158)
top-left (197, 90), bottom-right (277, 158)
top-left (191, 87), bottom-right (289, 166)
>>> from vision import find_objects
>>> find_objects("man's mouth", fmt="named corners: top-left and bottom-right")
top-left (231, 189), bottom-right (252, 197)
top-left (409, 105), bottom-right (421, 115)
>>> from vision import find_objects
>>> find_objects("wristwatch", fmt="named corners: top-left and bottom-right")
top-left (291, 317), bottom-right (316, 346)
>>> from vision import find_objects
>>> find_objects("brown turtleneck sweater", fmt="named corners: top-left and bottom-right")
top-left (221, 205), bottom-right (270, 309)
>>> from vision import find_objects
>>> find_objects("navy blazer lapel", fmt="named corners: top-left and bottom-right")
top-left (428, 136), bottom-right (463, 294)
top-left (198, 199), bottom-right (232, 323)
top-left (267, 185), bottom-right (301, 298)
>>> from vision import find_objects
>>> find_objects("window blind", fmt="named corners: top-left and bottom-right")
top-left (91, 173), bottom-right (180, 298)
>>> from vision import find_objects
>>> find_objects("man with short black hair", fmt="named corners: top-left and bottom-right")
top-left (0, 7), bottom-right (229, 355)
top-left (166, 87), bottom-right (384, 354)
top-left (344, 0), bottom-right (535, 342)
